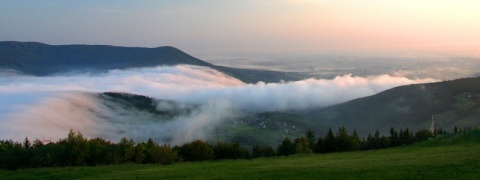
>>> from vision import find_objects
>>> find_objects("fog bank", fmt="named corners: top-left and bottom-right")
top-left (0, 65), bottom-right (436, 143)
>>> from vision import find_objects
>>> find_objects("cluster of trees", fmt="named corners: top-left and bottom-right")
top-left (275, 127), bottom-right (434, 156)
top-left (0, 127), bottom-right (434, 170)
top-left (0, 130), bottom-right (251, 170)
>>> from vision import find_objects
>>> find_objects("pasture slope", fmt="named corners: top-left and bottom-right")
top-left (1, 135), bottom-right (479, 179)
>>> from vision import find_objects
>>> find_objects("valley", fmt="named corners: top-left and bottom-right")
top-left (92, 75), bottom-right (480, 147)
top-left (1, 41), bottom-right (479, 147)
top-left (2, 1), bottom-right (480, 178)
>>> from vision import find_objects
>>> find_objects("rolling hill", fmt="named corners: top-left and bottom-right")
top-left (0, 41), bottom-right (303, 83)
top-left (95, 92), bottom-right (317, 148)
top-left (97, 75), bottom-right (480, 147)
top-left (301, 76), bottom-right (480, 136)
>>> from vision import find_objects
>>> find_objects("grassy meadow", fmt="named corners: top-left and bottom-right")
top-left (1, 136), bottom-right (479, 179)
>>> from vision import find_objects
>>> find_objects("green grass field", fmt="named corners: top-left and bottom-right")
top-left (1, 137), bottom-right (479, 179)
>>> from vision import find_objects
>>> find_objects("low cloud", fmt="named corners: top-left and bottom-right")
top-left (0, 65), bottom-right (436, 143)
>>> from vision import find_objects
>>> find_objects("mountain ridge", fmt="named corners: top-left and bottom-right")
top-left (0, 41), bottom-right (304, 83)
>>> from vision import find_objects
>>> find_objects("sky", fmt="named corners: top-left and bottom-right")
top-left (1, 0), bottom-right (479, 57)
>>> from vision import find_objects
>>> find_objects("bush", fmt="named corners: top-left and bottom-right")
top-left (178, 140), bottom-right (214, 161)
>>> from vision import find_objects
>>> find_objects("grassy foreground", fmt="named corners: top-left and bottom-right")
top-left (1, 138), bottom-right (479, 179)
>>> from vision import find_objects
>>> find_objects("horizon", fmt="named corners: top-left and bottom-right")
top-left (1, 1), bottom-right (479, 58)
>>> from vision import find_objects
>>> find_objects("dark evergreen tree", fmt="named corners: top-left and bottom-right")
top-left (314, 137), bottom-right (324, 153)
top-left (389, 127), bottom-right (399, 147)
top-left (23, 137), bottom-right (31, 149)
top-left (400, 128), bottom-right (414, 145)
top-left (336, 126), bottom-right (352, 152)
top-left (305, 129), bottom-right (316, 151)
top-left (373, 130), bottom-right (382, 149)
top-left (277, 137), bottom-right (295, 156)
top-left (364, 133), bottom-right (373, 150)
top-left (350, 130), bottom-right (362, 151)
top-left (323, 128), bottom-right (336, 153)
top-left (363, 130), bottom-right (383, 150)
top-left (380, 135), bottom-right (389, 148)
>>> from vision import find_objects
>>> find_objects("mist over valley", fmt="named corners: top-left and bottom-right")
top-left (2, 1), bottom-right (480, 177)
top-left (1, 42), bottom-right (479, 147)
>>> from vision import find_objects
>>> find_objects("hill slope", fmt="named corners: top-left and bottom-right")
top-left (93, 76), bottom-right (480, 147)
top-left (0, 41), bottom-right (304, 83)
top-left (96, 92), bottom-right (319, 147)
top-left (302, 77), bottom-right (480, 136)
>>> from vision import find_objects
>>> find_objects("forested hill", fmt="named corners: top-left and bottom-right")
top-left (302, 76), bottom-right (480, 136)
top-left (0, 41), bottom-right (210, 74)
top-left (0, 41), bottom-right (303, 83)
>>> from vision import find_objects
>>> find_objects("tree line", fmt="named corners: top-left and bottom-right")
top-left (0, 127), bottom-right (439, 170)
top-left (275, 127), bottom-right (433, 156)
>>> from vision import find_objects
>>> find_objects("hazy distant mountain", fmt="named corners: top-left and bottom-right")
top-left (301, 77), bottom-right (480, 136)
top-left (0, 41), bottom-right (303, 83)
